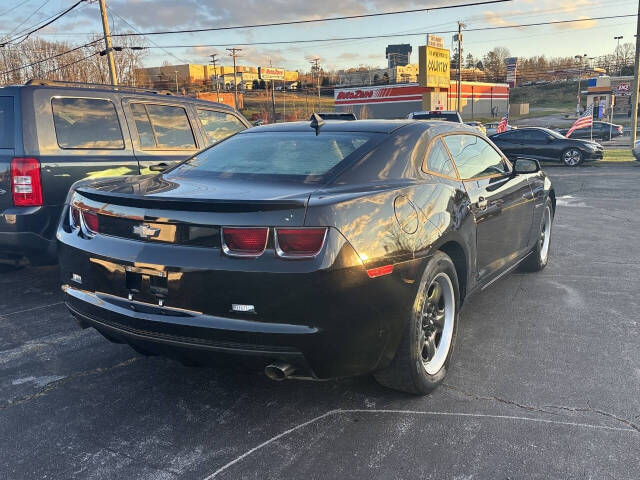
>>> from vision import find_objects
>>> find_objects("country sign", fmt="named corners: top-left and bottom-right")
top-left (418, 45), bottom-right (450, 89)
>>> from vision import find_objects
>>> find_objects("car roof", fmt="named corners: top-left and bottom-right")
top-left (15, 81), bottom-right (236, 111)
top-left (242, 119), bottom-right (479, 136)
top-left (243, 119), bottom-right (416, 134)
top-left (411, 110), bottom-right (458, 115)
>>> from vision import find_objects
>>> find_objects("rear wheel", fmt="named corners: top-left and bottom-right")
top-left (521, 197), bottom-right (553, 272)
top-left (374, 251), bottom-right (460, 395)
top-left (562, 148), bottom-right (583, 166)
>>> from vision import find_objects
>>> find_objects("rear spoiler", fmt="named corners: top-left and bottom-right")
top-left (75, 187), bottom-right (307, 213)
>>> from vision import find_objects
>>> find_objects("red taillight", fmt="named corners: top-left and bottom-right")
top-left (82, 211), bottom-right (99, 233)
top-left (222, 227), bottom-right (268, 256)
top-left (11, 157), bottom-right (42, 207)
top-left (70, 206), bottom-right (81, 229)
top-left (366, 264), bottom-right (394, 278)
top-left (275, 228), bottom-right (327, 257)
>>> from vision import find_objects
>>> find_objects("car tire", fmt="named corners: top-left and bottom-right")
top-left (374, 251), bottom-right (460, 395)
top-left (521, 197), bottom-right (554, 272)
top-left (562, 148), bottom-right (583, 166)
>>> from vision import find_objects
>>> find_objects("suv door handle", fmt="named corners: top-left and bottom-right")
top-left (477, 196), bottom-right (488, 209)
top-left (149, 163), bottom-right (169, 172)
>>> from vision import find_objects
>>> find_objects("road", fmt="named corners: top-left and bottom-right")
top-left (1, 163), bottom-right (639, 479)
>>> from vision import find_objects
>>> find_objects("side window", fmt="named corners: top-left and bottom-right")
top-left (443, 134), bottom-right (506, 180)
top-left (130, 103), bottom-right (156, 148)
top-left (52, 98), bottom-right (124, 149)
top-left (197, 109), bottom-right (245, 146)
top-left (130, 103), bottom-right (196, 149)
top-left (0, 97), bottom-right (14, 149)
top-left (424, 138), bottom-right (457, 178)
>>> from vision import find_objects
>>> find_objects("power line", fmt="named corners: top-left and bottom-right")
top-left (1, 0), bottom-right (86, 47)
top-left (122, 14), bottom-right (638, 49)
top-left (1, 0), bottom-right (52, 43)
top-left (108, 0), bottom-right (512, 38)
top-left (0, 39), bottom-right (102, 75)
top-left (38, 50), bottom-right (100, 76)
top-left (0, 0), bottom-right (34, 18)
top-left (104, 4), bottom-right (189, 65)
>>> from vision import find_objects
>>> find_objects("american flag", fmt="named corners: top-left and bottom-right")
top-left (566, 104), bottom-right (594, 138)
top-left (496, 111), bottom-right (509, 133)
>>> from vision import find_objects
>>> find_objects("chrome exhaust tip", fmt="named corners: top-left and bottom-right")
top-left (264, 362), bottom-right (296, 381)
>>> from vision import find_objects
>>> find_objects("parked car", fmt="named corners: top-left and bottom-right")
top-left (407, 110), bottom-right (463, 123)
top-left (557, 121), bottom-right (623, 141)
top-left (58, 120), bottom-right (555, 395)
top-left (0, 79), bottom-right (250, 266)
top-left (484, 122), bottom-right (515, 136)
top-left (490, 127), bottom-right (603, 166)
top-left (314, 112), bottom-right (357, 121)
top-left (633, 140), bottom-right (640, 161)
top-left (465, 121), bottom-right (486, 135)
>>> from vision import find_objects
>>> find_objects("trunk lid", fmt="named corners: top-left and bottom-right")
top-left (73, 174), bottom-right (316, 248)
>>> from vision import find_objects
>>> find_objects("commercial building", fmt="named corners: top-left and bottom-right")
top-left (337, 64), bottom-right (419, 87)
top-left (385, 44), bottom-right (412, 68)
top-left (334, 81), bottom-right (509, 119)
top-left (586, 75), bottom-right (635, 118)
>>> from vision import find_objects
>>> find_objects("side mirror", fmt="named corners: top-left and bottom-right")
top-left (513, 157), bottom-right (540, 174)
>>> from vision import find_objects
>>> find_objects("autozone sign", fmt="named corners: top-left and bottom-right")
top-left (260, 67), bottom-right (285, 80)
top-left (336, 90), bottom-right (375, 100)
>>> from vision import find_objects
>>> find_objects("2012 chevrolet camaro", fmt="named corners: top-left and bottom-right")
top-left (58, 119), bottom-right (555, 394)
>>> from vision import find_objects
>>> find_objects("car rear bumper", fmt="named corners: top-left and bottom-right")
top-left (0, 205), bottom-right (60, 264)
top-left (58, 229), bottom-right (419, 379)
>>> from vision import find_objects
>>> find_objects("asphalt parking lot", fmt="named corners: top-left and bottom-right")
top-left (2, 162), bottom-right (639, 479)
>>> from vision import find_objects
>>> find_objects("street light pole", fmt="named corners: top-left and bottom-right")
top-left (575, 54), bottom-right (587, 114)
top-left (457, 22), bottom-right (466, 114)
top-left (630, 2), bottom-right (640, 146)
top-left (174, 70), bottom-right (178, 93)
top-left (614, 36), bottom-right (624, 75)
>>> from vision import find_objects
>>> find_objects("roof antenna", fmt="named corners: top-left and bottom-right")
top-left (309, 112), bottom-right (324, 136)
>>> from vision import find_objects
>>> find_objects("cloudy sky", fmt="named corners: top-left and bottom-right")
top-left (1, 0), bottom-right (637, 71)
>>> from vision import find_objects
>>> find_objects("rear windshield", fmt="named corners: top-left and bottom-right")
top-left (413, 113), bottom-right (460, 122)
top-left (168, 131), bottom-right (378, 183)
top-left (0, 97), bottom-right (14, 149)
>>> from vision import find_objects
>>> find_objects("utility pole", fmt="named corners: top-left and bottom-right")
top-left (98, 0), bottom-right (118, 85)
top-left (457, 22), bottom-right (466, 114)
top-left (174, 70), bottom-right (178, 93)
top-left (310, 57), bottom-right (320, 107)
top-left (209, 53), bottom-right (220, 100)
top-left (631, 2), bottom-right (640, 146)
top-left (227, 47), bottom-right (241, 109)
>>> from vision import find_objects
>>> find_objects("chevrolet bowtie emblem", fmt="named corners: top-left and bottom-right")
top-left (133, 224), bottom-right (160, 238)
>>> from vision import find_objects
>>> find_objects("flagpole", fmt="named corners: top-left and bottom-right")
top-left (590, 104), bottom-right (593, 141)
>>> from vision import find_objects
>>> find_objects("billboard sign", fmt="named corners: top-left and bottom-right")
top-left (260, 67), bottom-right (285, 80)
top-left (419, 45), bottom-right (450, 89)
top-left (505, 57), bottom-right (518, 88)
top-left (426, 34), bottom-right (444, 49)
top-left (616, 82), bottom-right (631, 95)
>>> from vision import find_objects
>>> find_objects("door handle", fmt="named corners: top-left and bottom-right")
top-left (477, 196), bottom-right (488, 210)
top-left (149, 162), bottom-right (169, 172)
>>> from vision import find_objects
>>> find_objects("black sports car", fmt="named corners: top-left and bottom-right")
top-left (490, 127), bottom-right (604, 166)
top-left (57, 119), bottom-right (555, 394)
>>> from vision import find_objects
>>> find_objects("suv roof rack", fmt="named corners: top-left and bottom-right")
top-left (25, 79), bottom-right (177, 96)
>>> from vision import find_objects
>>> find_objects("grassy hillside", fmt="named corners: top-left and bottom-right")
top-left (510, 81), bottom-right (578, 110)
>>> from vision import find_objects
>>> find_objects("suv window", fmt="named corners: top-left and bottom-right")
top-left (52, 97), bottom-right (124, 149)
top-left (197, 109), bottom-right (245, 145)
top-left (425, 138), bottom-right (457, 178)
top-left (130, 103), bottom-right (196, 149)
top-left (443, 134), bottom-right (506, 179)
top-left (0, 97), bottom-right (13, 149)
